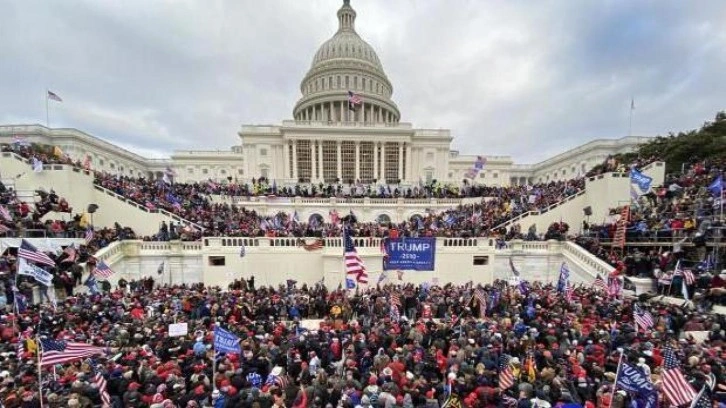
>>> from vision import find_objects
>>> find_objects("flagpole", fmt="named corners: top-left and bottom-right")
top-left (37, 338), bottom-right (44, 408)
top-left (628, 97), bottom-right (634, 137)
top-left (608, 350), bottom-right (624, 408)
top-left (45, 89), bottom-right (49, 128)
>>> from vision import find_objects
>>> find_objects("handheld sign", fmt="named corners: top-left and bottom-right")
top-left (168, 323), bottom-right (188, 337)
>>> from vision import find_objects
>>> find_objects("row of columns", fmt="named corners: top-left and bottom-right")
top-left (295, 101), bottom-right (398, 123)
top-left (286, 140), bottom-right (411, 182)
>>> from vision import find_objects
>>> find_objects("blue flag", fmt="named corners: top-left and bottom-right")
top-left (557, 262), bottom-right (570, 293)
top-left (630, 169), bottom-right (653, 192)
top-left (616, 363), bottom-right (657, 408)
top-left (213, 327), bottom-right (241, 354)
top-left (85, 275), bottom-right (99, 295)
top-left (708, 175), bottom-right (723, 196)
top-left (14, 292), bottom-right (28, 313)
top-left (346, 278), bottom-right (356, 289)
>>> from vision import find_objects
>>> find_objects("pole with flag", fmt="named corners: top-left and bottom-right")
top-left (46, 90), bottom-right (62, 128)
top-left (629, 97), bottom-right (635, 137)
top-left (608, 349), bottom-right (624, 408)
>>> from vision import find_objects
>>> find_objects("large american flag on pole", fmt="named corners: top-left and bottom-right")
top-left (343, 228), bottom-right (368, 284)
top-left (474, 289), bottom-right (487, 317)
top-left (39, 338), bottom-right (106, 366)
top-left (18, 239), bottom-right (56, 267)
top-left (662, 345), bottom-right (696, 406)
top-left (91, 261), bottom-right (115, 280)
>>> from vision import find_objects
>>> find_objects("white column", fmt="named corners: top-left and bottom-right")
top-left (310, 141), bottom-right (316, 181)
top-left (292, 141), bottom-right (298, 180)
top-left (380, 142), bottom-right (386, 182)
top-left (283, 142), bottom-right (290, 180)
top-left (373, 141), bottom-right (378, 181)
top-left (405, 144), bottom-right (412, 182)
top-left (318, 139), bottom-right (324, 181)
top-left (329, 102), bottom-right (334, 122)
top-left (336, 141), bottom-right (342, 182)
top-left (355, 141), bottom-right (360, 181)
top-left (361, 101), bottom-right (365, 122)
top-left (398, 142), bottom-right (403, 182)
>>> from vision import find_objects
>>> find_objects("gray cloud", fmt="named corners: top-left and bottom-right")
top-left (1, 0), bottom-right (724, 163)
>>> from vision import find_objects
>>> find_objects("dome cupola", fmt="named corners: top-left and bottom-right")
top-left (293, 0), bottom-right (400, 124)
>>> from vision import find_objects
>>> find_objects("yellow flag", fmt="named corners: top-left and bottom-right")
top-left (53, 146), bottom-right (64, 157)
top-left (80, 212), bottom-right (90, 228)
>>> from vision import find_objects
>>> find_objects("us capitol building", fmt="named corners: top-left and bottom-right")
top-left (0, 0), bottom-right (649, 187)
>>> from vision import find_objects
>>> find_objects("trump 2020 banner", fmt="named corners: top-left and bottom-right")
top-left (383, 238), bottom-right (436, 271)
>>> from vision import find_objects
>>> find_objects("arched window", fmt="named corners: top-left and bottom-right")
top-left (376, 214), bottom-right (391, 224)
top-left (308, 213), bottom-right (324, 225)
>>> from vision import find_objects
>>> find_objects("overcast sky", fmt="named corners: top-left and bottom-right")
top-left (1, 0), bottom-right (724, 163)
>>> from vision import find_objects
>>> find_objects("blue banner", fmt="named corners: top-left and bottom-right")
top-left (617, 363), bottom-right (657, 408)
top-left (630, 169), bottom-right (653, 192)
top-left (213, 327), bottom-right (241, 354)
top-left (383, 238), bottom-right (436, 271)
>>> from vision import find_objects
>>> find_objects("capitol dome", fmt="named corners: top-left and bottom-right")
top-left (293, 0), bottom-right (400, 124)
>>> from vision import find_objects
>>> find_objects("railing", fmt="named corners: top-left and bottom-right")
top-left (491, 189), bottom-right (587, 230)
top-left (280, 120), bottom-right (414, 130)
top-left (93, 240), bottom-right (125, 265)
top-left (561, 241), bottom-right (613, 278)
top-left (203, 236), bottom-right (493, 249)
top-left (0, 229), bottom-right (87, 239)
top-left (218, 195), bottom-right (477, 207)
top-left (92, 184), bottom-right (204, 231)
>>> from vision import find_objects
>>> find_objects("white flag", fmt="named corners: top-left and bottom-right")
top-left (17, 258), bottom-right (54, 286)
top-left (32, 158), bottom-right (43, 173)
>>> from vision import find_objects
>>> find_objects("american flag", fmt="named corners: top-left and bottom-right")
top-left (593, 274), bottom-right (608, 292)
top-left (344, 228), bottom-right (368, 284)
top-left (84, 229), bottom-right (95, 245)
top-left (474, 289), bottom-right (487, 317)
top-left (61, 244), bottom-right (77, 263)
top-left (265, 373), bottom-right (289, 389)
top-left (658, 271), bottom-right (674, 285)
top-left (390, 293), bottom-right (402, 307)
top-left (498, 355), bottom-right (515, 390)
top-left (0, 205), bottom-right (11, 221)
top-left (87, 361), bottom-right (111, 408)
top-left (92, 261), bottom-right (114, 279)
top-left (18, 239), bottom-right (56, 267)
top-left (12, 135), bottom-right (30, 146)
top-left (565, 284), bottom-right (574, 303)
top-left (675, 261), bottom-right (696, 286)
top-left (662, 345), bottom-right (696, 406)
top-left (608, 276), bottom-right (622, 298)
top-left (633, 304), bottom-right (654, 331)
top-left (300, 239), bottom-right (323, 251)
top-left (347, 90), bottom-right (362, 108)
top-left (47, 90), bottom-right (63, 102)
top-left (329, 210), bottom-right (340, 225)
top-left (39, 338), bottom-right (106, 366)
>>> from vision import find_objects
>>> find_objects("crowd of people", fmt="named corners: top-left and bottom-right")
top-left (1, 142), bottom-right (725, 407)
top-left (0, 278), bottom-right (724, 408)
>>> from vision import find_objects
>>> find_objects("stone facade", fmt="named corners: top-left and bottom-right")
top-left (0, 1), bottom-right (651, 187)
